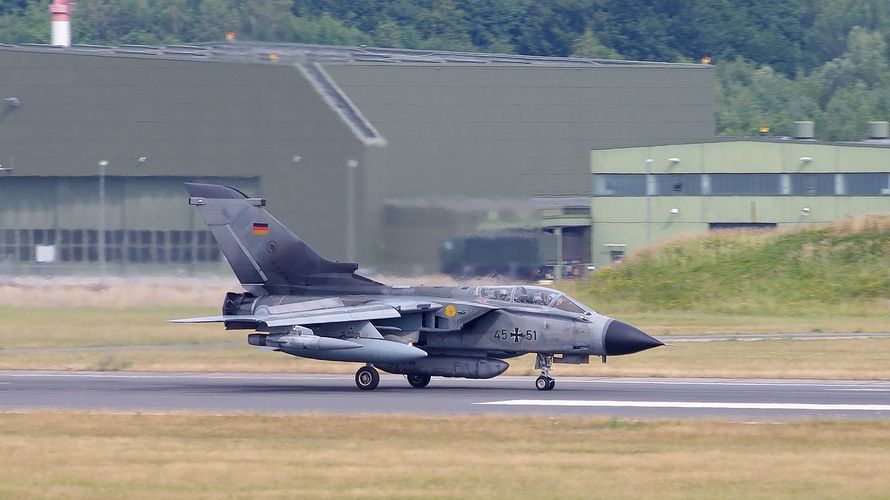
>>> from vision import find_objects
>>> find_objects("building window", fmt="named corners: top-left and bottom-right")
top-left (0, 228), bottom-right (221, 264)
top-left (845, 173), bottom-right (890, 195)
top-left (593, 174), bottom-right (647, 196)
top-left (709, 174), bottom-right (782, 195)
top-left (655, 174), bottom-right (701, 196)
top-left (792, 173), bottom-right (834, 195)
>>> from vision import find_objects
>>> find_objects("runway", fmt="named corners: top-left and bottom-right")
top-left (3, 370), bottom-right (890, 420)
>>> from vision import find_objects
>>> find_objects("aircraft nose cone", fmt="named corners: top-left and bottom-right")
top-left (604, 320), bottom-right (663, 356)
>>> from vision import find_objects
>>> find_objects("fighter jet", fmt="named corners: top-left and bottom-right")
top-left (172, 183), bottom-right (663, 391)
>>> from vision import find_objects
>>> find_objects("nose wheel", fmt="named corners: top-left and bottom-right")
top-left (535, 375), bottom-right (555, 391)
top-left (534, 354), bottom-right (556, 391)
top-left (355, 365), bottom-right (380, 390)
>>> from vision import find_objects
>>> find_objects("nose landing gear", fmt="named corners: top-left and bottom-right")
top-left (534, 353), bottom-right (556, 391)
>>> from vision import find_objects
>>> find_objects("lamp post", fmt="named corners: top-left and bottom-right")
top-left (346, 159), bottom-right (359, 263)
top-left (98, 160), bottom-right (108, 285)
top-left (645, 159), bottom-right (653, 246)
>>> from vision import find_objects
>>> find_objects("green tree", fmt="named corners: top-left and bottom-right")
top-left (571, 28), bottom-right (621, 59)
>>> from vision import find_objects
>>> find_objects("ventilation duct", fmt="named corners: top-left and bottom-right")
top-left (793, 121), bottom-right (814, 140)
top-left (867, 121), bottom-right (889, 140)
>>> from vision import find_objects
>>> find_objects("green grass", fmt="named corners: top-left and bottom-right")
top-left (573, 215), bottom-right (890, 315)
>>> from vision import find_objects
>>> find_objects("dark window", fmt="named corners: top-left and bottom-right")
top-left (593, 174), bottom-right (647, 196)
top-left (792, 173), bottom-right (834, 195)
top-left (709, 174), bottom-right (781, 195)
top-left (845, 173), bottom-right (890, 195)
top-left (655, 174), bottom-right (701, 196)
top-left (709, 222), bottom-right (777, 230)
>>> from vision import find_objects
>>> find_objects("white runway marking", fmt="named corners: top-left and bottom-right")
top-left (475, 400), bottom-right (890, 411)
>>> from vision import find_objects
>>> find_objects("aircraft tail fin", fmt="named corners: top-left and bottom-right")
top-left (185, 183), bottom-right (381, 294)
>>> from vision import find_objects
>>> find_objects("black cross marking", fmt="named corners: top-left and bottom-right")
top-left (510, 328), bottom-right (522, 342)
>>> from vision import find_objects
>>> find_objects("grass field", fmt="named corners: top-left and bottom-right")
top-left (1, 412), bottom-right (889, 498)
top-left (1, 306), bottom-right (889, 379)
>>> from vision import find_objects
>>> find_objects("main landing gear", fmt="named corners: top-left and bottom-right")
top-left (355, 365), bottom-right (380, 390)
top-left (534, 353), bottom-right (556, 391)
top-left (407, 373), bottom-right (431, 388)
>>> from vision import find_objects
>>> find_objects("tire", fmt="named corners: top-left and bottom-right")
top-left (535, 376), bottom-right (549, 391)
top-left (546, 378), bottom-right (556, 391)
top-left (407, 374), bottom-right (431, 388)
top-left (355, 366), bottom-right (380, 390)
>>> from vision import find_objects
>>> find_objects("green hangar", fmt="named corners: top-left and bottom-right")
top-left (590, 124), bottom-right (890, 267)
top-left (0, 42), bottom-right (713, 275)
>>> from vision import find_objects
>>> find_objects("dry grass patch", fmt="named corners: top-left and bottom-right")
top-left (0, 412), bottom-right (889, 498)
top-left (2, 339), bottom-right (890, 380)
top-left (2, 306), bottom-right (890, 379)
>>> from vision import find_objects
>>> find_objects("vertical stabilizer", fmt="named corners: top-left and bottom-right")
top-left (185, 183), bottom-right (380, 294)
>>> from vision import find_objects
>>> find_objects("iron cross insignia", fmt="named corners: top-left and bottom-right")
top-left (510, 328), bottom-right (522, 342)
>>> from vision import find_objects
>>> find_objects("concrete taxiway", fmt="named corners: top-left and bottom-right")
top-left (2, 370), bottom-right (890, 420)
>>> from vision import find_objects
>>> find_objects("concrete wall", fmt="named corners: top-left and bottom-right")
top-left (590, 141), bottom-right (890, 267)
top-left (0, 46), bottom-right (715, 274)
top-left (0, 47), bottom-right (364, 265)
top-left (328, 63), bottom-right (714, 268)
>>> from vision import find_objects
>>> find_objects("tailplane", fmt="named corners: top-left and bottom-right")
top-left (185, 183), bottom-right (381, 294)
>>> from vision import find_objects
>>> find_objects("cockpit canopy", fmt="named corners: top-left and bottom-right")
top-left (476, 285), bottom-right (592, 314)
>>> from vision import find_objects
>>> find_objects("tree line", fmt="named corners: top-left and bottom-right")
top-left (2, 0), bottom-right (890, 140)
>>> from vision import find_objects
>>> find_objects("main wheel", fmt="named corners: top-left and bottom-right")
top-left (546, 378), bottom-right (556, 391)
top-left (407, 374), bottom-right (431, 388)
top-left (535, 375), bottom-right (550, 391)
top-left (355, 366), bottom-right (380, 390)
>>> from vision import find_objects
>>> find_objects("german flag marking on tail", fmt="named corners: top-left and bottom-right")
top-left (252, 223), bottom-right (269, 235)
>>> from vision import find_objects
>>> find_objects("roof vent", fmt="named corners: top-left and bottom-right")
top-left (793, 121), bottom-right (814, 140)
top-left (867, 121), bottom-right (889, 140)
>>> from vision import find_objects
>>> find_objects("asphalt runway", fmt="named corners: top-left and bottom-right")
top-left (3, 370), bottom-right (890, 420)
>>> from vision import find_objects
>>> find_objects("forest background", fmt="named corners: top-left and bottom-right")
top-left (2, 0), bottom-right (890, 140)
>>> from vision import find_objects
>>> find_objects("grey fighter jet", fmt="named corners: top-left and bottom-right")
top-left (173, 184), bottom-right (663, 391)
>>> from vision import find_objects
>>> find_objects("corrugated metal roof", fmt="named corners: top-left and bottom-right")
top-left (0, 40), bottom-right (710, 68)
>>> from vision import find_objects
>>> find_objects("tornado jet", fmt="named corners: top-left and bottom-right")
top-left (172, 183), bottom-right (663, 391)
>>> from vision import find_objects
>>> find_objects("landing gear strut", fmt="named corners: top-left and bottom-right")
top-left (355, 365), bottom-right (380, 390)
top-left (534, 353), bottom-right (556, 391)
top-left (406, 373), bottom-right (431, 388)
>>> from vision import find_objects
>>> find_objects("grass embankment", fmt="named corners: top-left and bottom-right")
top-left (1, 412), bottom-right (889, 499)
top-left (573, 215), bottom-right (890, 317)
